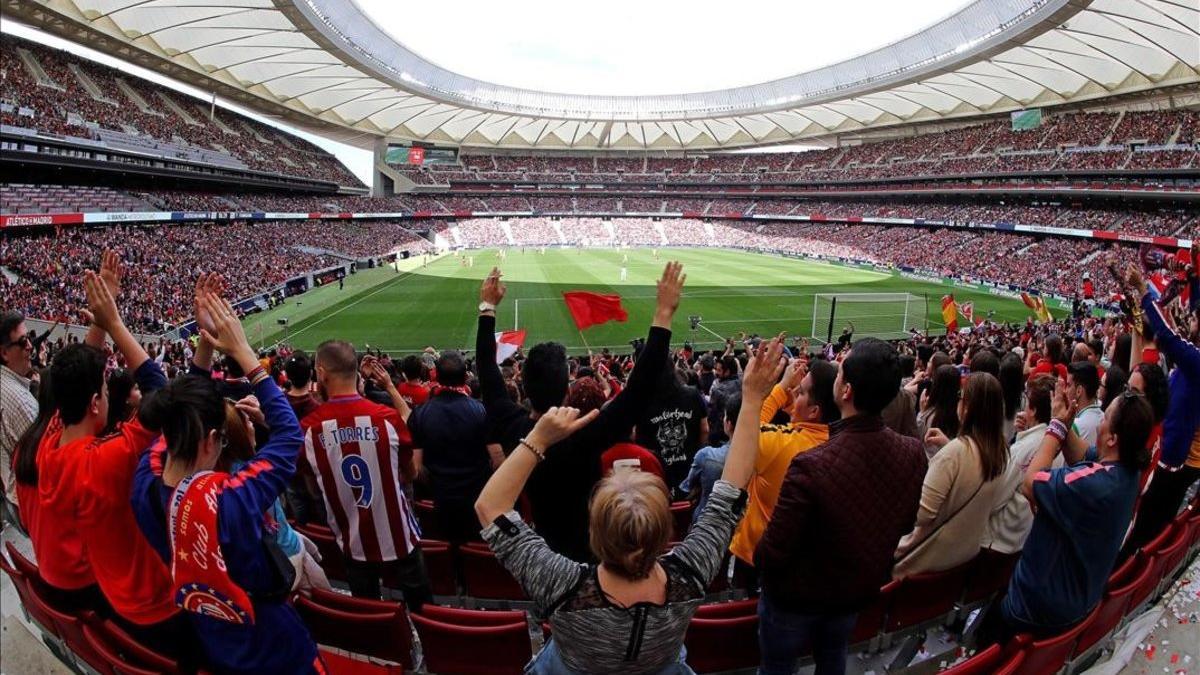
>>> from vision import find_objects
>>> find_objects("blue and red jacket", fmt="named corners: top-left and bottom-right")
top-left (1141, 292), bottom-right (1200, 469)
top-left (131, 374), bottom-right (320, 674)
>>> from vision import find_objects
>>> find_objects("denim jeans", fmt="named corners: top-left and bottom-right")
top-left (526, 638), bottom-right (694, 675)
top-left (757, 595), bottom-right (857, 675)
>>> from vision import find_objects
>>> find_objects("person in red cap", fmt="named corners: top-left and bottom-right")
top-left (600, 442), bottom-right (666, 481)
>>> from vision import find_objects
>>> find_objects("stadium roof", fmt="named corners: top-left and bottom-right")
top-left (6, 0), bottom-right (1199, 150)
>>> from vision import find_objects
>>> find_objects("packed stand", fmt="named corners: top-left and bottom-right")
top-left (3, 238), bottom-right (1198, 675)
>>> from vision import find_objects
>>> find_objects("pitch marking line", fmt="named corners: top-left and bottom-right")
top-left (279, 270), bottom-right (420, 342)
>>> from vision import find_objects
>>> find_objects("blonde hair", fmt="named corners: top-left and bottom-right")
top-left (588, 470), bottom-right (671, 580)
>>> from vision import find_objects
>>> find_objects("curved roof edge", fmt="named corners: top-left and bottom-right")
top-left (292, 0), bottom-right (1069, 121)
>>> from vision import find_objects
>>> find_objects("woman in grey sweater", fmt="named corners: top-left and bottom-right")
top-left (474, 336), bottom-right (787, 674)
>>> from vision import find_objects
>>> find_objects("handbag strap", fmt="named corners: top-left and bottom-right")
top-left (896, 439), bottom-right (989, 565)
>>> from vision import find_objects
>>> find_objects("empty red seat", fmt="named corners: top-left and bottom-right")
top-left (942, 643), bottom-right (1001, 674)
top-left (1010, 605), bottom-right (1096, 675)
top-left (1153, 520), bottom-right (1191, 588)
top-left (887, 559), bottom-right (973, 632)
top-left (95, 620), bottom-right (182, 674)
top-left (418, 539), bottom-right (459, 597)
top-left (962, 549), bottom-right (1020, 605)
top-left (684, 612), bottom-right (760, 672)
top-left (459, 543), bottom-right (526, 601)
top-left (294, 593), bottom-right (413, 668)
top-left (410, 612), bottom-right (530, 675)
top-left (1072, 560), bottom-right (1148, 659)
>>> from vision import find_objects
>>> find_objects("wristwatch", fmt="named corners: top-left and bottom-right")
top-left (479, 301), bottom-right (496, 313)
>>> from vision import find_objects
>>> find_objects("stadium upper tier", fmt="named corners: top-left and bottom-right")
top-left (393, 109), bottom-right (1199, 185)
top-left (5, 0), bottom-right (1197, 149)
top-left (0, 35), bottom-right (363, 189)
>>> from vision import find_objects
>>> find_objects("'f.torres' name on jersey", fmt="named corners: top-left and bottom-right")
top-left (322, 424), bottom-right (380, 447)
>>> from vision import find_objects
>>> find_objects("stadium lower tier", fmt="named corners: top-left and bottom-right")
top-left (0, 217), bottom-right (1157, 334)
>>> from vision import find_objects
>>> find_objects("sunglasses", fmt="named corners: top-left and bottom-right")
top-left (2, 334), bottom-right (32, 349)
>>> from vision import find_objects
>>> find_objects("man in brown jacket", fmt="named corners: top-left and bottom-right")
top-left (755, 338), bottom-right (927, 675)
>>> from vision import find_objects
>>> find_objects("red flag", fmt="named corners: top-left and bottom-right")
top-left (562, 291), bottom-right (628, 330)
top-left (494, 329), bottom-right (526, 363)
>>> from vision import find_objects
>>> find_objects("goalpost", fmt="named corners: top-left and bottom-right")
top-left (811, 293), bottom-right (926, 343)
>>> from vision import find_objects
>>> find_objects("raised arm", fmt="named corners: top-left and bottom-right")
top-left (570, 262), bottom-right (683, 450)
top-left (725, 336), bottom-right (787, 489)
top-left (761, 358), bottom-right (804, 425)
top-left (199, 291), bottom-right (303, 515)
top-left (1023, 380), bottom-right (1083, 501)
top-left (83, 268), bottom-right (154, 381)
top-left (475, 407), bottom-right (599, 526)
top-left (1133, 280), bottom-right (1200, 381)
top-left (475, 268), bottom-right (523, 417)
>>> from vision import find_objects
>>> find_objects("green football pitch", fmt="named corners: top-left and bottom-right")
top-left (240, 247), bottom-right (1035, 354)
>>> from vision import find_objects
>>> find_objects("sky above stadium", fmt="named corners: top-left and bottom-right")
top-left (359, 0), bottom-right (971, 96)
top-left (4, 0), bottom-right (969, 185)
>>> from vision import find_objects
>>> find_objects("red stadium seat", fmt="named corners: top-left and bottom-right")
top-left (850, 581), bottom-right (895, 646)
top-left (1154, 518), bottom-right (1191, 591)
top-left (409, 613), bottom-right (531, 675)
top-left (685, 612), bottom-right (761, 672)
top-left (414, 500), bottom-right (442, 540)
top-left (294, 594), bottom-right (414, 668)
top-left (669, 501), bottom-right (694, 540)
top-left (5, 540), bottom-right (42, 587)
top-left (294, 522), bottom-right (347, 583)
top-left (96, 620), bottom-right (183, 675)
top-left (459, 543), bottom-right (526, 601)
top-left (307, 587), bottom-right (402, 615)
top-left (886, 559), bottom-right (973, 633)
top-left (693, 598), bottom-right (757, 619)
top-left (416, 604), bottom-right (527, 627)
top-left (83, 623), bottom-right (150, 675)
top-left (0, 547), bottom-right (43, 632)
top-left (1106, 553), bottom-right (1139, 588)
top-left (1010, 605), bottom-right (1097, 675)
top-left (26, 592), bottom-right (105, 674)
top-left (995, 649), bottom-right (1027, 675)
top-left (962, 549), bottom-right (1020, 605)
top-left (942, 644), bottom-right (1002, 674)
top-left (1072, 560), bottom-right (1148, 662)
top-left (418, 539), bottom-right (459, 597)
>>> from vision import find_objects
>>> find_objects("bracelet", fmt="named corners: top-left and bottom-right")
top-left (517, 438), bottom-right (545, 462)
top-left (247, 365), bottom-right (270, 387)
top-left (1046, 419), bottom-right (1069, 443)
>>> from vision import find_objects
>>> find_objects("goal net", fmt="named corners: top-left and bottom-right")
top-left (811, 293), bottom-right (925, 343)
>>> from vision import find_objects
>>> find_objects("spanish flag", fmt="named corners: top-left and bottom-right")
top-left (942, 294), bottom-right (959, 333)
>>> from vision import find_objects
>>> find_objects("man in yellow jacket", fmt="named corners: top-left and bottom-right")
top-left (730, 356), bottom-right (840, 590)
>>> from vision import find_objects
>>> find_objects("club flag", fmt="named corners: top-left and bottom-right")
top-left (1082, 272), bottom-right (1095, 300)
top-left (495, 330), bottom-right (526, 364)
top-left (957, 301), bottom-right (974, 326)
top-left (1020, 292), bottom-right (1052, 322)
top-left (941, 294), bottom-right (959, 333)
top-left (562, 291), bottom-right (628, 331)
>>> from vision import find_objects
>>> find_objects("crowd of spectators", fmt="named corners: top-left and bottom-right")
top-left (2, 238), bottom-right (1196, 674)
top-left (388, 110), bottom-right (1196, 189)
top-left (0, 35), bottom-right (361, 187)
top-left (1, 221), bottom-right (430, 332)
